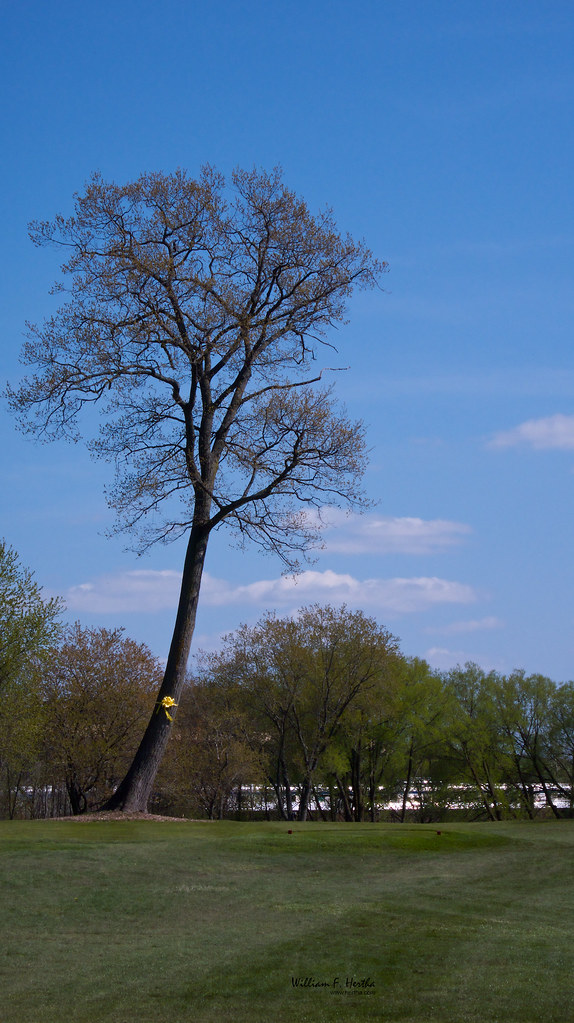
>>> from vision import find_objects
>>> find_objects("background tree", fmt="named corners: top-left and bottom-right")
top-left (546, 681), bottom-right (574, 813)
top-left (321, 648), bottom-right (406, 821)
top-left (8, 167), bottom-right (385, 811)
top-left (445, 664), bottom-right (512, 821)
top-left (491, 670), bottom-right (564, 819)
top-left (0, 539), bottom-right (62, 692)
top-left (41, 623), bottom-right (161, 813)
top-left (0, 540), bottom-right (62, 818)
top-left (203, 604), bottom-right (399, 820)
top-left (155, 678), bottom-right (266, 820)
top-left (387, 658), bottom-right (453, 822)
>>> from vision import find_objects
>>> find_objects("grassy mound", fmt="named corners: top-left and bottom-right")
top-left (1, 820), bottom-right (573, 1022)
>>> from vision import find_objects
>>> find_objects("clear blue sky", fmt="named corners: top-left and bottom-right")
top-left (2, 0), bottom-right (573, 679)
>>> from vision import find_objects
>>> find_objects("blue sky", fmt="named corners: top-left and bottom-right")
top-left (1, 1), bottom-right (573, 679)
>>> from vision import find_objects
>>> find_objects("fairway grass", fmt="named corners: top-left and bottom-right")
top-left (1, 820), bottom-right (573, 1022)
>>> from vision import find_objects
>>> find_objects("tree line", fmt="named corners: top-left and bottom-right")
top-left (2, 541), bottom-right (573, 821)
top-left (156, 607), bottom-right (574, 823)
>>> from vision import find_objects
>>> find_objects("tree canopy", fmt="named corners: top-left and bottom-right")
top-left (10, 166), bottom-right (383, 558)
top-left (42, 623), bottom-right (161, 813)
top-left (197, 604), bottom-right (400, 820)
top-left (0, 539), bottom-right (62, 692)
top-left (0, 540), bottom-right (62, 817)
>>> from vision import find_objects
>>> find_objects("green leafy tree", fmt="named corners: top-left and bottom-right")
top-left (445, 664), bottom-right (512, 821)
top-left (321, 653), bottom-right (406, 821)
top-left (0, 540), bottom-right (62, 818)
top-left (8, 168), bottom-right (385, 811)
top-left (546, 681), bottom-right (574, 812)
top-left (492, 671), bottom-right (563, 818)
top-left (204, 604), bottom-right (399, 821)
top-left (388, 658), bottom-right (452, 822)
top-left (0, 539), bottom-right (62, 691)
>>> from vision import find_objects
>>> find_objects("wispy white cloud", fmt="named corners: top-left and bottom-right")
top-left (204, 570), bottom-right (477, 613)
top-left (490, 413), bottom-right (574, 450)
top-left (425, 647), bottom-right (506, 673)
top-left (64, 568), bottom-right (477, 616)
top-left (65, 570), bottom-right (182, 614)
top-left (425, 616), bottom-right (503, 636)
top-left (310, 508), bottom-right (471, 555)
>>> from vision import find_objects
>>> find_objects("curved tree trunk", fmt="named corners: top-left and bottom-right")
top-left (104, 523), bottom-right (209, 812)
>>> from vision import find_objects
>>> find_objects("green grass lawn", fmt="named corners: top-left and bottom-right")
top-left (1, 819), bottom-right (573, 1022)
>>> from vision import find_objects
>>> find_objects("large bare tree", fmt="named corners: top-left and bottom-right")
top-left (8, 166), bottom-right (386, 811)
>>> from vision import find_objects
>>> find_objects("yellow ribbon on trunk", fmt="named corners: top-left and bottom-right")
top-left (157, 696), bottom-right (178, 721)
